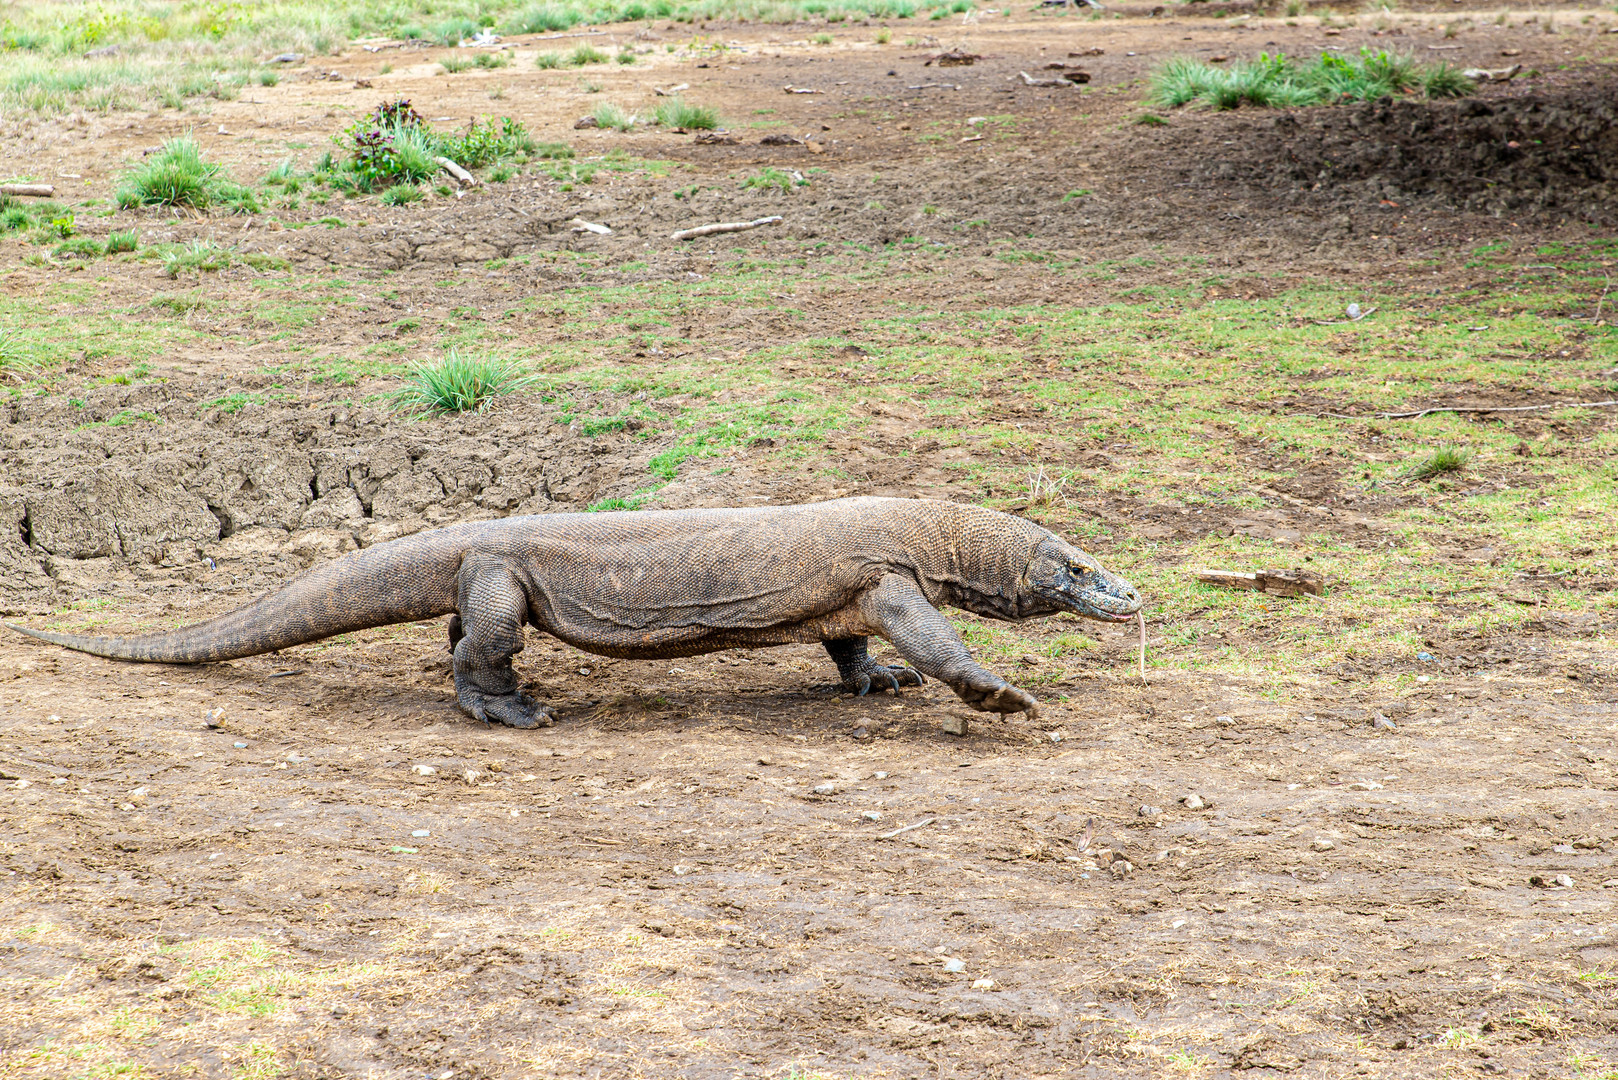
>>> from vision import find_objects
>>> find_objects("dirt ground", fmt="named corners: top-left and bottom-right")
top-left (3, 6), bottom-right (1617, 1079)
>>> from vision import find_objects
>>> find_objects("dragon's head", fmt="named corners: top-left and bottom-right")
top-left (1021, 534), bottom-right (1142, 623)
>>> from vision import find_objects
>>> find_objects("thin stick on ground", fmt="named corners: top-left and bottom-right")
top-left (670, 216), bottom-right (782, 241)
top-left (878, 817), bottom-right (935, 840)
top-left (1137, 611), bottom-right (1147, 684)
top-left (1304, 399), bottom-right (1618, 421)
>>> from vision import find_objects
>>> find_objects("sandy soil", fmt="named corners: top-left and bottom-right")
top-left (2, 7), bottom-right (1617, 1078)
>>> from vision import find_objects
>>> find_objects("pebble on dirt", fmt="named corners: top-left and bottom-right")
top-left (943, 958), bottom-right (967, 973)
top-left (812, 782), bottom-right (836, 795)
top-left (941, 715), bottom-right (969, 736)
top-left (1313, 838), bottom-right (1336, 851)
top-left (1181, 793), bottom-right (1208, 811)
top-left (1138, 805), bottom-right (1163, 818)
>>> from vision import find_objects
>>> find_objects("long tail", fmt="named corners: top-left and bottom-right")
top-left (5, 530), bottom-right (467, 664)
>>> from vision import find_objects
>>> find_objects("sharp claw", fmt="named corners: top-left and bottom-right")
top-left (855, 675), bottom-right (872, 697)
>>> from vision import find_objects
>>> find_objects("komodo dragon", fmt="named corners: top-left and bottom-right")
top-left (6, 497), bottom-right (1141, 728)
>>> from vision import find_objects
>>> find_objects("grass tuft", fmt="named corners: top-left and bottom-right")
top-left (651, 96), bottom-right (720, 130)
top-left (116, 137), bottom-right (256, 211)
top-left (380, 183), bottom-right (423, 205)
top-left (0, 329), bottom-right (38, 383)
top-left (591, 102), bottom-right (636, 131)
top-left (569, 43), bottom-right (610, 66)
top-left (391, 350), bottom-right (536, 415)
top-left (1403, 445), bottom-right (1475, 482)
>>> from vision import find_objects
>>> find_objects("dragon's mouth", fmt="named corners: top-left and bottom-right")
top-left (1041, 582), bottom-right (1142, 622)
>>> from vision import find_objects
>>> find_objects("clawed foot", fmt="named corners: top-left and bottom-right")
top-left (458, 687), bottom-right (556, 729)
top-left (955, 676), bottom-right (1040, 718)
top-left (844, 663), bottom-right (925, 697)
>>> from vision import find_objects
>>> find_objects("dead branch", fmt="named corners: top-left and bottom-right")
top-left (434, 157), bottom-right (478, 187)
top-left (1195, 569), bottom-right (1325, 598)
top-left (670, 215), bottom-right (782, 241)
top-left (1, 184), bottom-right (54, 197)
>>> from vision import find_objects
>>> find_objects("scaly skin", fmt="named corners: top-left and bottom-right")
top-left (6, 497), bottom-right (1142, 728)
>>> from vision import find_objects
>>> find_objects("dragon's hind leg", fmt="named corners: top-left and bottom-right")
top-left (824, 637), bottom-right (924, 696)
top-left (450, 553), bottom-right (555, 729)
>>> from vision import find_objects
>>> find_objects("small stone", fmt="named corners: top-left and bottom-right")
top-left (1554, 874), bottom-right (1574, 889)
top-left (673, 864), bottom-right (692, 875)
top-left (1215, 715), bottom-right (1235, 727)
top-left (1416, 651), bottom-right (1436, 663)
top-left (1181, 794), bottom-right (1207, 811)
top-left (233, 742), bottom-right (248, 749)
top-left (812, 782), bottom-right (836, 796)
top-left (411, 829), bottom-right (430, 838)
top-left (1347, 780), bottom-right (1384, 791)
top-left (1601, 879), bottom-right (1618, 889)
top-left (331, 1005), bottom-right (348, 1018)
top-left (411, 764), bottom-right (437, 776)
top-left (862, 811), bottom-right (882, 821)
top-left (270, 52), bottom-right (304, 63)
top-left (1313, 838), bottom-right (1335, 851)
top-left (942, 958), bottom-right (967, 973)
top-left (50, 777), bottom-right (67, 786)
top-left (971, 977), bottom-right (995, 989)
top-left (1373, 713), bottom-right (1396, 730)
top-left (1137, 805), bottom-right (1162, 818)
top-left (851, 726), bottom-right (870, 740)
top-left (204, 707), bottom-right (224, 729)
top-left (1048, 732), bottom-right (1062, 743)
top-left (757, 756), bottom-right (773, 766)
top-left (873, 771), bottom-right (888, 780)
top-left (941, 715), bottom-right (969, 737)
top-left (1108, 860), bottom-right (1134, 879)
top-left (1572, 837), bottom-right (1603, 850)
top-left (1554, 844), bottom-right (1576, 854)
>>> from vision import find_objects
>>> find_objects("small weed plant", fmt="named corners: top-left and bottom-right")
top-left (1150, 49), bottom-right (1474, 109)
top-left (392, 350), bottom-right (536, 415)
top-left (337, 100), bottom-right (535, 190)
top-left (569, 44), bottom-right (610, 66)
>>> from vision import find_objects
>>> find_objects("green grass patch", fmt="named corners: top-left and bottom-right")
top-left (1150, 49), bottom-right (1474, 109)
top-left (742, 166), bottom-right (807, 192)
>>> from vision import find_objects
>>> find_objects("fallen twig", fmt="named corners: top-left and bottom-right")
top-left (1304, 399), bottom-right (1618, 421)
top-left (653, 83), bottom-right (690, 96)
top-left (0, 184), bottom-right (53, 197)
top-left (670, 215), bottom-right (782, 241)
top-left (569, 217), bottom-right (612, 235)
top-left (879, 817), bottom-right (936, 840)
top-left (906, 82), bottom-right (959, 90)
top-left (1018, 70), bottom-right (1076, 87)
top-left (434, 156), bottom-right (478, 187)
top-left (1136, 610), bottom-right (1147, 683)
top-left (1196, 568), bottom-right (1325, 597)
